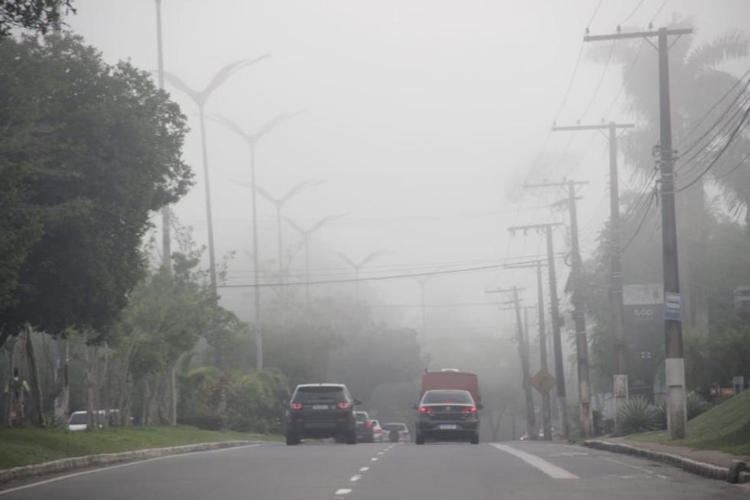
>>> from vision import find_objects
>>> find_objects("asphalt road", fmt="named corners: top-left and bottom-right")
top-left (1, 440), bottom-right (747, 500)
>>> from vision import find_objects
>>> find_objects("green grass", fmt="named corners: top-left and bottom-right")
top-left (0, 425), bottom-right (281, 470)
top-left (627, 390), bottom-right (750, 456)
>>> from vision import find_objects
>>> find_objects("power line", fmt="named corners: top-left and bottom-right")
top-left (649, 0), bottom-right (669, 24)
top-left (554, 43), bottom-right (586, 124)
top-left (581, 40), bottom-right (617, 121)
top-left (676, 70), bottom-right (750, 150)
top-left (587, 0), bottom-right (606, 29)
top-left (676, 104), bottom-right (750, 192)
top-left (219, 262), bottom-right (528, 288)
top-left (620, 0), bottom-right (646, 26)
top-left (714, 151), bottom-right (750, 180)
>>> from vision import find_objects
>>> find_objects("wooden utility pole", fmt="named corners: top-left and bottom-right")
top-left (553, 122), bottom-right (634, 425)
top-left (505, 259), bottom-right (552, 440)
top-left (487, 286), bottom-right (536, 440)
top-left (508, 223), bottom-right (568, 438)
top-left (523, 181), bottom-right (592, 438)
top-left (585, 26), bottom-right (692, 439)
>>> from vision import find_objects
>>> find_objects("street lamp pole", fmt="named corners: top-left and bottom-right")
top-left (334, 251), bottom-right (387, 302)
top-left (155, 0), bottom-right (171, 275)
top-left (162, 55), bottom-right (269, 295)
top-left (209, 111), bottom-right (305, 371)
top-left (287, 214), bottom-right (347, 308)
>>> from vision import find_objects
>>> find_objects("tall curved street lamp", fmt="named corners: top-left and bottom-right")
top-left (286, 214), bottom-right (347, 306)
top-left (334, 251), bottom-right (388, 302)
top-left (208, 111), bottom-right (305, 370)
top-left (161, 55), bottom-right (269, 294)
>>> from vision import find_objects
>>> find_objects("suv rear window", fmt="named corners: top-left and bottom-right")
top-left (293, 386), bottom-right (346, 403)
top-left (422, 390), bottom-right (474, 404)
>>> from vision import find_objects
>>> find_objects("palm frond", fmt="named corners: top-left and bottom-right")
top-left (285, 217), bottom-right (306, 235)
top-left (310, 213), bottom-right (347, 233)
top-left (687, 31), bottom-right (749, 75)
top-left (253, 184), bottom-right (277, 205)
top-left (280, 179), bottom-right (324, 204)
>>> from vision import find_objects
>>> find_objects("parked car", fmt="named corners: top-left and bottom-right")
top-left (382, 422), bottom-right (410, 442)
top-left (285, 383), bottom-right (360, 446)
top-left (354, 411), bottom-right (375, 443)
top-left (370, 419), bottom-right (384, 442)
top-left (414, 389), bottom-right (482, 445)
top-left (68, 411), bottom-right (89, 431)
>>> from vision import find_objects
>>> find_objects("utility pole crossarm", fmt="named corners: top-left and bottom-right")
top-left (584, 28), bottom-right (692, 42)
top-left (552, 124), bottom-right (634, 132)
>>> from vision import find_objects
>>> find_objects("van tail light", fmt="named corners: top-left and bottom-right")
top-left (462, 406), bottom-right (477, 414)
top-left (337, 402), bottom-right (351, 410)
top-left (419, 406), bottom-right (435, 414)
top-left (291, 403), bottom-right (303, 411)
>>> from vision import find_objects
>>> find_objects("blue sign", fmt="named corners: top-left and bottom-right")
top-left (663, 292), bottom-right (681, 321)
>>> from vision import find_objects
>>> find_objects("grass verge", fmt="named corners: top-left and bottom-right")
top-left (0, 425), bottom-right (281, 470)
top-left (627, 390), bottom-right (750, 456)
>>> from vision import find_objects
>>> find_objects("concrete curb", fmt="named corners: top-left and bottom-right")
top-left (583, 439), bottom-right (749, 484)
top-left (0, 440), bottom-right (265, 484)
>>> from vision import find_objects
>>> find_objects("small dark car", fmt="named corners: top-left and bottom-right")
top-left (414, 389), bottom-right (481, 445)
top-left (354, 411), bottom-right (375, 443)
top-left (285, 383), bottom-right (360, 445)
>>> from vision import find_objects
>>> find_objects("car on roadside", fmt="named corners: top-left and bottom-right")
top-left (382, 422), bottom-right (410, 443)
top-left (370, 419), bottom-right (384, 442)
top-left (68, 411), bottom-right (89, 431)
top-left (285, 383), bottom-right (360, 446)
top-left (414, 389), bottom-right (482, 445)
top-left (355, 411), bottom-right (375, 443)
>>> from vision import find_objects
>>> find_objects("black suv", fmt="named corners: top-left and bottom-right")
top-left (414, 389), bottom-right (482, 445)
top-left (285, 383), bottom-right (360, 445)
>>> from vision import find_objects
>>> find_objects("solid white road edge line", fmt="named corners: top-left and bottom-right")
top-left (0, 444), bottom-right (262, 496)
top-left (490, 444), bottom-right (579, 479)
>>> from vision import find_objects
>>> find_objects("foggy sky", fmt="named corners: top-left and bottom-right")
top-left (66, 0), bottom-right (750, 339)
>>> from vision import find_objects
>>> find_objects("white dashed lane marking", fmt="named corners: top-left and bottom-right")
top-left (359, 466), bottom-right (369, 472)
top-left (334, 488), bottom-right (352, 496)
top-left (370, 457), bottom-right (378, 462)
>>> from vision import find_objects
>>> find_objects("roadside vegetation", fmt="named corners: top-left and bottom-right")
top-left (0, 425), bottom-right (278, 470)
top-left (626, 390), bottom-right (750, 456)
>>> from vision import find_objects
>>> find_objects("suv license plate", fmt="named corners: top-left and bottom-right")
top-left (312, 405), bottom-right (329, 410)
top-left (439, 424), bottom-right (457, 430)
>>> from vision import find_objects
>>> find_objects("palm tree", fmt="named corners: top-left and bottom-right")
top-left (600, 25), bottom-right (750, 332)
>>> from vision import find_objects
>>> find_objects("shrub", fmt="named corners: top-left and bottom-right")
top-left (687, 391), bottom-right (711, 420)
top-left (616, 396), bottom-right (662, 435)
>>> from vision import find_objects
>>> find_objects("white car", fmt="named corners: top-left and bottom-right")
top-left (382, 422), bottom-right (410, 442)
top-left (370, 419), bottom-right (385, 442)
top-left (68, 411), bottom-right (89, 431)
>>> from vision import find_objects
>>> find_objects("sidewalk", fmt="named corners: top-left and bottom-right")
top-left (583, 437), bottom-right (750, 484)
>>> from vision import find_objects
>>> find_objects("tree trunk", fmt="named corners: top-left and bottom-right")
top-left (24, 325), bottom-right (45, 428)
top-left (84, 339), bottom-right (96, 431)
top-left (170, 365), bottom-right (177, 426)
top-left (100, 343), bottom-right (109, 428)
top-left (4, 345), bottom-right (14, 428)
top-left (53, 337), bottom-right (70, 429)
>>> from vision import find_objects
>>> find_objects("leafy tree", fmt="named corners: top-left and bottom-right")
top-left (0, 0), bottom-right (74, 38)
top-left (0, 33), bottom-right (192, 346)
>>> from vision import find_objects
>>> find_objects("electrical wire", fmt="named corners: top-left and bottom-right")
top-left (620, 0), bottom-right (646, 26)
top-left (676, 104), bottom-right (750, 193)
top-left (554, 43), bottom-right (586, 124)
top-left (714, 151), bottom-right (750, 181)
top-left (587, 0), bottom-right (606, 29)
top-left (622, 192), bottom-right (656, 251)
top-left (649, 0), bottom-right (669, 24)
top-left (676, 69), bottom-right (750, 150)
top-left (604, 39), bottom-right (646, 120)
top-left (581, 40), bottom-right (617, 121)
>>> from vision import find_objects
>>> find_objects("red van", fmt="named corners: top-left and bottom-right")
top-left (421, 369), bottom-right (481, 406)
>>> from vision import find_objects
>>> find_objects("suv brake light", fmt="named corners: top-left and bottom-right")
top-left (419, 406), bottom-right (435, 414)
top-left (366, 421), bottom-right (373, 429)
top-left (291, 403), bottom-right (303, 410)
top-left (337, 402), bottom-right (351, 410)
top-left (462, 406), bottom-right (477, 414)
